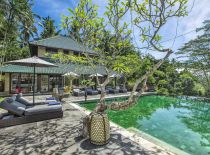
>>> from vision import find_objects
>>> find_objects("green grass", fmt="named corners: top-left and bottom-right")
top-left (0, 97), bottom-right (4, 102)
top-left (0, 97), bottom-right (4, 110)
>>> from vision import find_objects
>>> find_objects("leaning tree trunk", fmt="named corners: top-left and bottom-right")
top-left (82, 73), bottom-right (111, 138)
top-left (95, 76), bottom-right (111, 112)
top-left (82, 50), bottom-right (172, 138)
top-left (106, 49), bottom-right (172, 111)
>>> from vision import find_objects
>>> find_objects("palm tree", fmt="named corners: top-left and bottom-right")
top-left (0, 0), bottom-right (36, 79)
top-left (40, 16), bottom-right (60, 39)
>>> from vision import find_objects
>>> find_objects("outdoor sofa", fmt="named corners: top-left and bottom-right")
top-left (86, 87), bottom-right (98, 95)
top-left (73, 89), bottom-right (85, 96)
top-left (97, 88), bottom-right (109, 94)
top-left (116, 86), bottom-right (128, 93)
top-left (106, 86), bottom-right (119, 94)
top-left (0, 97), bottom-right (63, 128)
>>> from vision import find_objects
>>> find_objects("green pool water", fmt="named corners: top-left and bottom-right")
top-left (79, 95), bottom-right (210, 155)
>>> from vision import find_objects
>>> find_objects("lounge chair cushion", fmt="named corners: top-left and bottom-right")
top-left (119, 88), bottom-right (127, 93)
top-left (0, 99), bottom-right (26, 116)
top-left (46, 97), bottom-right (56, 100)
top-left (73, 89), bottom-right (85, 96)
top-left (16, 96), bottom-right (32, 106)
top-left (48, 101), bottom-right (61, 105)
top-left (24, 104), bottom-right (62, 116)
top-left (109, 89), bottom-right (119, 94)
top-left (5, 97), bottom-right (14, 103)
top-left (73, 89), bottom-right (80, 92)
top-left (86, 89), bottom-right (98, 95)
top-left (16, 94), bottom-right (52, 106)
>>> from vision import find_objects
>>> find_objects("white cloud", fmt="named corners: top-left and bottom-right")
top-left (178, 0), bottom-right (210, 41)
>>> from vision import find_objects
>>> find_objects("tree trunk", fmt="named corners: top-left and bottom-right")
top-left (94, 76), bottom-right (111, 113)
top-left (82, 50), bottom-right (172, 138)
top-left (107, 49), bottom-right (172, 111)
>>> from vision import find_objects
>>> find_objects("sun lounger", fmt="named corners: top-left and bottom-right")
top-left (0, 97), bottom-right (63, 128)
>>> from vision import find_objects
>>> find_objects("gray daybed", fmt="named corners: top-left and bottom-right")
top-left (0, 97), bottom-right (63, 128)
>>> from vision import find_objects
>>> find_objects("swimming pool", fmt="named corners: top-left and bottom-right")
top-left (79, 95), bottom-right (210, 155)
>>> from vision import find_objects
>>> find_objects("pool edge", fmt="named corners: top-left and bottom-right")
top-left (70, 101), bottom-right (186, 155)
top-left (127, 127), bottom-right (190, 155)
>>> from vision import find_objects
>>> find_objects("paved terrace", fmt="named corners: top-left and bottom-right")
top-left (0, 93), bottom-right (182, 155)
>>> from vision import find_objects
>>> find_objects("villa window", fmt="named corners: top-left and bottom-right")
top-left (46, 48), bottom-right (58, 54)
top-left (10, 73), bottom-right (37, 93)
top-left (73, 51), bottom-right (79, 56)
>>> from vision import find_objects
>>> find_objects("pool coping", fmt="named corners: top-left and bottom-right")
top-left (72, 94), bottom-right (129, 103)
top-left (70, 92), bottom-right (156, 103)
top-left (70, 100), bottom-right (189, 155)
top-left (128, 127), bottom-right (189, 155)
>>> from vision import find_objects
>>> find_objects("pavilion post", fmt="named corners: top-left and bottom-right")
top-left (33, 64), bottom-right (35, 105)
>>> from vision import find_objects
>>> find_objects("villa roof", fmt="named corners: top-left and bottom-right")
top-left (0, 63), bottom-right (107, 75)
top-left (30, 35), bottom-right (96, 55)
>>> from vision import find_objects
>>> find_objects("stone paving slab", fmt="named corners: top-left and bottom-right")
top-left (0, 93), bottom-right (178, 155)
top-left (0, 102), bottom-right (148, 155)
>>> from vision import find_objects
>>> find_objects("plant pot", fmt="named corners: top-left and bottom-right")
top-left (89, 112), bottom-right (110, 145)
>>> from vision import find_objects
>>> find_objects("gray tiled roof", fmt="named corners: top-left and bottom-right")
top-left (30, 35), bottom-right (96, 55)
top-left (0, 63), bottom-right (107, 75)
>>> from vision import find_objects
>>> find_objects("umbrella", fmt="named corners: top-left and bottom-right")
top-left (89, 73), bottom-right (103, 77)
top-left (62, 72), bottom-right (79, 87)
top-left (6, 56), bottom-right (57, 105)
top-left (110, 74), bottom-right (121, 88)
top-left (63, 72), bottom-right (79, 77)
top-left (89, 73), bottom-right (103, 89)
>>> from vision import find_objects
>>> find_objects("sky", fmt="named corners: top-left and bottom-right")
top-left (32, 0), bottom-right (210, 60)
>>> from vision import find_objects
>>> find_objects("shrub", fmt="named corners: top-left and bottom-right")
top-left (193, 83), bottom-right (206, 96)
top-left (156, 88), bottom-right (169, 96)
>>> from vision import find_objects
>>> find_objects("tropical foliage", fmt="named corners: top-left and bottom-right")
top-left (0, 0), bottom-right (37, 80)
top-left (40, 16), bottom-right (60, 39)
top-left (58, 0), bottom-right (189, 113)
top-left (177, 20), bottom-right (210, 96)
top-left (1, 0), bottom-right (208, 99)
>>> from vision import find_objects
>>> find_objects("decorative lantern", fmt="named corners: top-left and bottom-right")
top-left (89, 112), bottom-right (110, 145)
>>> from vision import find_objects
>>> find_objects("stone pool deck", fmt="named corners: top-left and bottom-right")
top-left (0, 93), bottom-right (186, 155)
